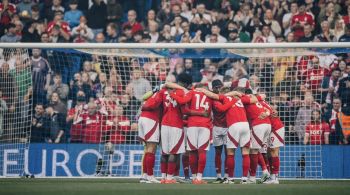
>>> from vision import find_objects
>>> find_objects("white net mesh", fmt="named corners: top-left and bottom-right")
top-left (0, 45), bottom-right (347, 178)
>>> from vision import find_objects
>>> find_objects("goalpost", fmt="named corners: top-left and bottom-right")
top-left (0, 42), bottom-right (349, 178)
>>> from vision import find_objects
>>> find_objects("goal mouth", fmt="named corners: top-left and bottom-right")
top-left (1, 42), bottom-right (349, 179)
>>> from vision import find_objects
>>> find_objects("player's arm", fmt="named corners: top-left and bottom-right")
top-left (195, 88), bottom-right (220, 100)
top-left (164, 82), bottom-right (187, 91)
top-left (240, 94), bottom-right (258, 105)
top-left (170, 90), bottom-right (192, 105)
top-left (142, 90), bottom-right (163, 110)
top-left (224, 91), bottom-right (243, 98)
top-left (213, 96), bottom-right (235, 112)
top-left (182, 104), bottom-right (209, 117)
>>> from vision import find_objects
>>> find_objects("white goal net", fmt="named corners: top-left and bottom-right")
top-left (0, 43), bottom-right (349, 178)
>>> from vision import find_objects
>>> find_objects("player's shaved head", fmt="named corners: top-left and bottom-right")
top-left (177, 73), bottom-right (192, 88)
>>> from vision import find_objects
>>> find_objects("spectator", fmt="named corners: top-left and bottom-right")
top-left (64, 0), bottom-right (83, 28)
top-left (184, 58), bottom-right (202, 82)
top-left (47, 74), bottom-right (69, 103)
top-left (71, 15), bottom-right (94, 43)
top-left (262, 9), bottom-right (282, 37)
top-left (282, 2), bottom-right (298, 37)
top-left (252, 24), bottom-right (276, 43)
top-left (318, 2), bottom-right (339, 29)
top-left (148, 20), bottom-right (163, 43)
top-left (105, 22), bottom-right (118, 43)
top-left (304, 109), bottom-right (330, 145)
top-left (205, 23), bottom-right (227, 43)
top-left (331, 19), bottom-right (345, 41)
top-left (81, 102), bottom-right (104, 144)
top-left (95, 32), bottom-right (105, 43)
top-left (31, 103), bottom-right (45, 142)
top-left (0, 0), bottom-right (16, 36)
top-left (0, 90), bottom-right (8, 137)
top-left (46, 0), bottom-right (65, 22)
top-left (66, 91), bottom-right (87, 143)
top-left (325, 98), bottom-right (342, 144)
top-left (122, 10), bottom-right (143, 35)
top-left (337, 72), bottom-right (350, 108)
top-left (31, 48), bottom-right (51, 105)
top-left (339, 24), bottom-right (350, 42)
top-left (45, 105), bottom-right (66, 143)
top-left (201, 64), bottom-right (223, 89)
top-left (40, 32), bottom-right (50, 43)
top-left (294, 94), bottom-right (317, 143)
top-left (342, 5), bottom-right (350, 24)
top-left (106, 0), bottom-right (122, 24)
top-left (170, 15), bottom-right (184, 37)
top-left (49, 92), bottom-right (67, 115)
top-left (47, 11), bottom-right (71, 42)
top-left (302, 56), bottom-right (324, 96)
top-left (298, 23), bottom-right (314, 42)
top-left (93, 72), bottom-right (108, 98)
top-left (21, 21), bottom-right (41, 42)
top-left (16, 0), bottom-right (35, 21)
top-left (0, 23), bottom-right (21, 42)
top-left (87, 0), bottom-right (107, 36)
top-left (315, 20), bottom-right (336, 42)
top-left (126, 68), bottom-right (152, 102)
top-left (71, 73), bottom-right (93, 106)
top-left (82, 60), bottom-right (97, 83)
top-left (291, 2), bottom-right (314, 41)
top-left (321, 68), bottom-right (341, 105)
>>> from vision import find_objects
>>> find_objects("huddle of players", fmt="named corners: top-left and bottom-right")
top-left (138, 73), bottom-right (285, 184)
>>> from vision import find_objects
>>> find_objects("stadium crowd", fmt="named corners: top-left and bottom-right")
top-left (0, 0), bottom-right (350, 146)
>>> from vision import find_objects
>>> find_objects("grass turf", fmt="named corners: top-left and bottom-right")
top-left (0, 179), bottom-right (349, 195)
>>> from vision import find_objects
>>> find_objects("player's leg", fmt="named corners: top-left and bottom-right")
top-left (186, 127), bottom-right (199, 182)
top-left (225, 124), bottom-right (240, 184)
top-left (258, 145), bottom-right (270, 183)
top-left (212, 126), bottom-right (224, 183)
top-left (166, 127), bottom-right (185, 183)
top-left (189, 150), bottom-right (198, 180)
top-left (194, 127), bottom-right (210, 184)
top-left (264, 127), bottom-right (285, 184)
top-left (182, 151), bottom-right (191, 180)
top-left (160, 125), bottom-right (169, 183)
top-left (249, 124), bottom-right (269, 183)
top-left (236, 122), bottom-right (251, 184)
top-left (160, 154), bottom-right (168, 183)
top-left (138, 119), bottom-right (148, 183)
top-left (145, 142), bottom-right (160, 183)
top-left (224, 148), bottom-right (235, 184)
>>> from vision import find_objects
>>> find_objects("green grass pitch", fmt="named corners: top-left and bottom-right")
top-left (0, 179), bottom-right (349, 195)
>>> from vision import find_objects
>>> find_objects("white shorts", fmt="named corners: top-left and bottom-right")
top-left (212, 126), bottom-right (228, 146)
top-left (227, 122), bottom-right (251, 149)
top-left (251, 124), bottom-right (271, 149)
top-left (186, 127), bottom-right (211, 151)
top-left (138, 117), bottom-right (160, 143)
top-left (161, 125), bottom-right (185, 154)
top-left (269, 127), bottom-right (285, 148)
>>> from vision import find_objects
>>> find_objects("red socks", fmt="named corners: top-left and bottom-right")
top-left (143, 153), bottom-right (147, 175)
top-left (182, 154), bottom-right (190, 178)
top-left (242, 154), bottom-right (250, 177)
top-left (215, 150), bottom-right (222, 174)
top-left (161, 155), bottom-right (168, 174)
top-left (146, 152), bottom-right (155, 176)
top-left (189, 151), bottom-right (198, 175)
top-left (226, 155), bottom-right (235, 178)
top-left (249, 154), bottom-right (258, 177)
top-left (258, 153), bottom-right (267, 171)
top-left (271, 156), bottom-right (280, 175)
top-left (197, 150), bottom-right (207, 174)
top-left (167, 162), bottom-right (176, 176)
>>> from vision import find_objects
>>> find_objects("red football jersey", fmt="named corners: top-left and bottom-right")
top-left (212, 100), bottom-right (227, 128)
top-left (258, 97), bottom-right (284, 131)
top-left (241, 95), bottom-right (271, 127)
top-left (305, 121), bottom-right (330, 145)
top-left (217, 95), bottom-right (248, 127)
top-left (291, 13), bottom-right (314, 40)
top-left (187, 91), bottom-right (213, 129)
top-left (68, 105), bottom-right (87, 142)
top-left (140, 91), bottom-right (163, 122)
top-left (81, 112), bottom-right (105, 144)
top-left (302, 68), bottom-right (324, 91)
top-left (161, 89), bottom-right (185, 128)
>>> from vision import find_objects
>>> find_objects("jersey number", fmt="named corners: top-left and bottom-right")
top-left (195, 94), bottom-right (209, 111)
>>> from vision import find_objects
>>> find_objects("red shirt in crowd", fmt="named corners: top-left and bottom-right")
top-left (0, 3), bottom-right (16, 25)
top-left (291, 12), bottom-right (314, 40)
top-left (305, 121), bottom-right (330, 145)
top-left (47, 20), bottom-right (71, 35)
top-left (329, 109), bottom-right (339, 134)
top-left (105, 115), bottom-right (130, 144)
top-left (68, 105), bottom-right (87, 142)
top-left (122, 21), bottom-right (143, 35)
top-left (81, 112), bottom-right (105, 144)
top-left (302, 67), bottom-right (324, 91)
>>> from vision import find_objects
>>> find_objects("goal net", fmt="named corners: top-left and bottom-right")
top-left (0, 43), bottom-right (348, 178)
